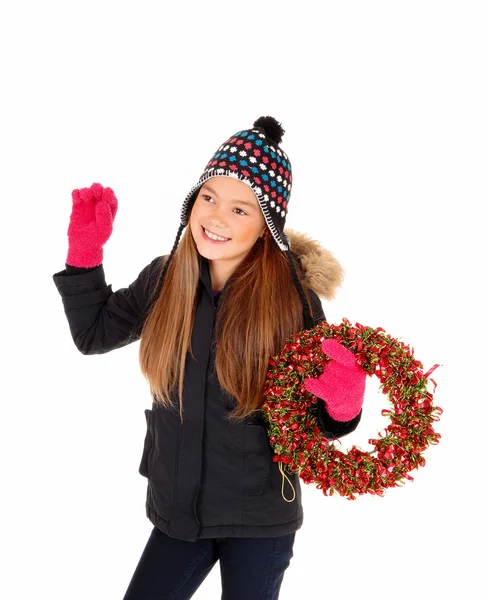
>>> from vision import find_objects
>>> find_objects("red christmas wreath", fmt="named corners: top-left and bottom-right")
top-left (261, 317), bottom-right (442, 500)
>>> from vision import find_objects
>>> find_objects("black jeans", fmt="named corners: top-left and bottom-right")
top-left (122, 526), bottom-right (296, 600)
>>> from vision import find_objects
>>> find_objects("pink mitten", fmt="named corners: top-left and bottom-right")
top-left (66, 182), bottom-right (118, 268)
top-left (304, 339), bottom-right (366, 421)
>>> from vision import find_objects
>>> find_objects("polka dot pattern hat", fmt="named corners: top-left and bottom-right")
top-left (180, 116), bottom-right (293, 251)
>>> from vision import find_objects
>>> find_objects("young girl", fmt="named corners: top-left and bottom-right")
top-left (53, 116), bottom-right (362, 600)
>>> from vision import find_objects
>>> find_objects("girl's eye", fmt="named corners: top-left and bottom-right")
top-left (202, 195), bottom-right (247, 216)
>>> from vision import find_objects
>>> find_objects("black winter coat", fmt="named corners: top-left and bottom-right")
top-left (52, 229), bottom-right (361, 541)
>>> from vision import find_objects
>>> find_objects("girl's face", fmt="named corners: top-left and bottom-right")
top-left (190, 176), bottom-right (267, 265)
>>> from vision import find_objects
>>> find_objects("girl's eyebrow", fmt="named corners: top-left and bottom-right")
top-left (201, 184), bottom-right (256, 208)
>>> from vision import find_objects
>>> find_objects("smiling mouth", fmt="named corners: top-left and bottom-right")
top-left (202, 226), bottom-right (232, 241)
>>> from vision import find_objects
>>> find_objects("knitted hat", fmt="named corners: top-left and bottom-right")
top-left (180, 116), bottom-right (293, 252)
top-left (149, 116), bottom-right (314, 330)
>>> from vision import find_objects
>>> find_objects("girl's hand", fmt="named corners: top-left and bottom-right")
top-left (304, 339), bottom-right (366, 421)
top-left (66, 183), bottom-right (118, 268)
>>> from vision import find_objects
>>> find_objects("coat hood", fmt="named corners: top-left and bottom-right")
top-left (284, 228), bottom-right (344, 300)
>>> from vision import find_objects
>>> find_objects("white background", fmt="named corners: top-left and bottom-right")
top-left (1, 1), bottom-right (486, 598)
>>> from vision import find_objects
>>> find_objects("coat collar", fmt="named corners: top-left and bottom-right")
top-left (283, 227), bottom-right (344, 299)
top-left (197, 227), bottom-right (344, 300)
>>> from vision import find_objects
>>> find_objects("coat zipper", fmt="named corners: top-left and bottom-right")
top-left (191, 298), bottom-right (215, 529)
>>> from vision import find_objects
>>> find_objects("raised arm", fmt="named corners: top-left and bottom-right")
top-left (53, 256), bottom-right (165, 354)
top-left (53, 182), bottom-right (165, 354)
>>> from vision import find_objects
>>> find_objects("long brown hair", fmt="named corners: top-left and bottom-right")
top-left (138, 223), bottom-right (313, 423)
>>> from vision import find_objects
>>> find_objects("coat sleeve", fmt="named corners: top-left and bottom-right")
top-left (52, 255), bottom-right (165, 355)
top-left (306, 288), bottom-right (362, 440)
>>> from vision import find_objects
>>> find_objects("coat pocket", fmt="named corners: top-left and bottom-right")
top-left (243, 423), bottom-right (273, 496)
top-left (138, 409), bottom-right (155, 478)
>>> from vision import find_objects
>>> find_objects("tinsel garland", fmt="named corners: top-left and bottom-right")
top-left (261, 317), bottom-right (442, 500)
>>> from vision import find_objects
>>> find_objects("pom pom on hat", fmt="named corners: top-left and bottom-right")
top-left (253, 116), bottom-right (285, 145)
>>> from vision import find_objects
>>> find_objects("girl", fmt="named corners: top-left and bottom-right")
top-left (53, 116), bottom-right (362, 599)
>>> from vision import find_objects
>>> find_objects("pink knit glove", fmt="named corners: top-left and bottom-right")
top-left (304, 339), bottom-right (366, 421)
top-left (66, 183), bottom-right (118, 268)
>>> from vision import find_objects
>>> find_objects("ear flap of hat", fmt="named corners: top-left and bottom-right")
top-left (184, 187), bottom-right (201, 221)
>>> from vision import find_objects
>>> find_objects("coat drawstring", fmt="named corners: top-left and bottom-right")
top-left (279, 462), bottom-right (296, 502)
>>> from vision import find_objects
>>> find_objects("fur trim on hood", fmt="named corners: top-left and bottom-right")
top-left (284, 228), bottom-right (344, 300)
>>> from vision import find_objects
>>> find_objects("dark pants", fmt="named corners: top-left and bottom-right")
top-left (122, 526), bottom-right (296, 600)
